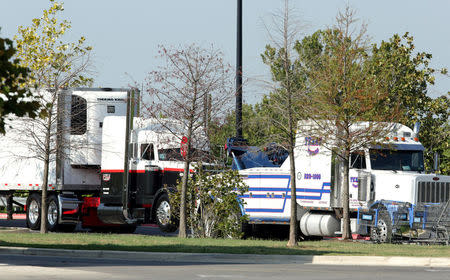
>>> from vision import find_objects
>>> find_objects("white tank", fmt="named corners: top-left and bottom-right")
top-left (300, 212), bottom-right (340, 237)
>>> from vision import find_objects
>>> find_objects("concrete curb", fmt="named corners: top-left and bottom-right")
top-left (312, 256), bottom-right (450, 267)
top-left (0, 247), bottom-right (449, 267)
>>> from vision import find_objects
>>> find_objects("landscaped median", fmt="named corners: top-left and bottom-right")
top-left (0, 232), bottom-right (449, 258)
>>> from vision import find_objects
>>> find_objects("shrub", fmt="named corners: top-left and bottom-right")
top-left (170, 166), bottom-right (248, 238)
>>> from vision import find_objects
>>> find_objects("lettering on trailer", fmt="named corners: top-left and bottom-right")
top-left (350, 177), bottom-right (358, 188)
top-left (304, 137), bottom-right (322, 155)
top-left (304, 173), bottom-right (321, 180)
top-left (96, 98), bottom-right (126, 102)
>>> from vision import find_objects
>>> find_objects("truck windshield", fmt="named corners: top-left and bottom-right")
top-left (369, 149), bottom-right (424, 171)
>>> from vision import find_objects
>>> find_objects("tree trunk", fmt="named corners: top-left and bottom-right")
top-left (6, 193), bottom-right (13, 220)
top-left (287, 145), bottom-right (298, 247)
top-left (40, 156), bottom-right (50, 234)
top-left (178, 158), bottom-right (190, 238)
top-left (341, 149), bottom-right (351, 240)
top-left (40, 114), bottom-right (52, 234)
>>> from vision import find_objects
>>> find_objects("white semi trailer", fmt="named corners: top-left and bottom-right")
top-left (0, 88), bottom-right (185, 232)
top-left (226, 121), bottom-right (450, 242)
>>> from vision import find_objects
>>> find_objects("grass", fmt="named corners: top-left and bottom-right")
top-left (0, 232), bottom-right (449, 257)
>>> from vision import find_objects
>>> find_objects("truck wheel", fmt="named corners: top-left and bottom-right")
top-left (47, 195), bottom-right (60, 232)
top-left (155, 194), bottom-right (178, 233)
top-left (26, 193), bottom-right (41, 230)
top-left (370, 210), bottom-right (392, 243)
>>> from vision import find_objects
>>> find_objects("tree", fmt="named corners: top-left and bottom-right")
top-left (145, 44), bottom-right (233, 237)
top-left (14, 0), bottom-right (92, 233)
top-left (419, 94), bottom-right (449, 174)
top-left (0, 31), bottom-right (39, 133)
top-left (209, 103), bottom-right (269, 153)
top-left (302, 7), bottom-right (402, 240)
top-left (260, 0), bottom-right (308, 247)
top-left (366, 33), bottom-right (449, 174)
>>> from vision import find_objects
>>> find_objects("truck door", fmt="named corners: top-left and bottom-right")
top-left (349, 151), bottom-right (366, 208)
top-left (134, 143), bottom-right (160, 207)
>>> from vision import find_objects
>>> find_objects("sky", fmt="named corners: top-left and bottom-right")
top-left (1, 0), bottom-right (449, 104)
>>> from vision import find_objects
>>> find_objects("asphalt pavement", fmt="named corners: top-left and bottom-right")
top-left (0, 245), bottom-right (449, 268)
top-left (0, 252), bottom-right (450, 280)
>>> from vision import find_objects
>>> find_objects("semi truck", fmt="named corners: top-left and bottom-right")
top-left (0, 88), bottom-right (191, 232)
top-left (226, 121), bottom-right (450, 242)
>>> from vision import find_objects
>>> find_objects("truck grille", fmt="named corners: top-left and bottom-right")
top-left (417, 181), bottom-right (450, 203)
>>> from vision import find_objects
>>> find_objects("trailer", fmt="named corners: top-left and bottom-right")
top-left (226, 121), bottom-right (450, 242)
top-left (0, 88), bottom-right (191, 232)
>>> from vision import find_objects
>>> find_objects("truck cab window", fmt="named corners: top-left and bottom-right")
top-left (369, 149), bottom-right (424, 171)
top-left (141, 143), bottom-right (154, 160)
top-left (158, 148), bottom-right (183, 161)
top-left (350, 151), bottom-right (366, 169)
top-left (71, 95), bottom-right (87, 135)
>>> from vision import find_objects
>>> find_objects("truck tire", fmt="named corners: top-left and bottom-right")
top-left (155, 194), bottom-right (178, 233)
top-left (370, 210), bottom-right (393, 243)
top-left (26, 193), bottom-right (41, 230)
top-left (46, 195), bottom-right (60, 232)
top-left (45, 195), bottom-right (78, 232)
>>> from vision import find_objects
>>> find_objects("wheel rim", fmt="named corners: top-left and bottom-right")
top-left (372, 219), bottom-right (388, 242)
top-left (47, 200), bottom-right (58, 226)
top-left (28, 199), bottom-right (40, 224)
top-left (156, 201), bottom-right (171, 225)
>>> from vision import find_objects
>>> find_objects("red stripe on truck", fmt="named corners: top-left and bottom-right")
top-left (130, 170), bottom-right (145, 173)
top-left (162, 168), bottom-right (194, 173)
top-left (101, 169), bottom-right (145, 173)
top-left (101, 168), bottom-right (190, 173)
top-left (101, 169), bottom-right (124, 173)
